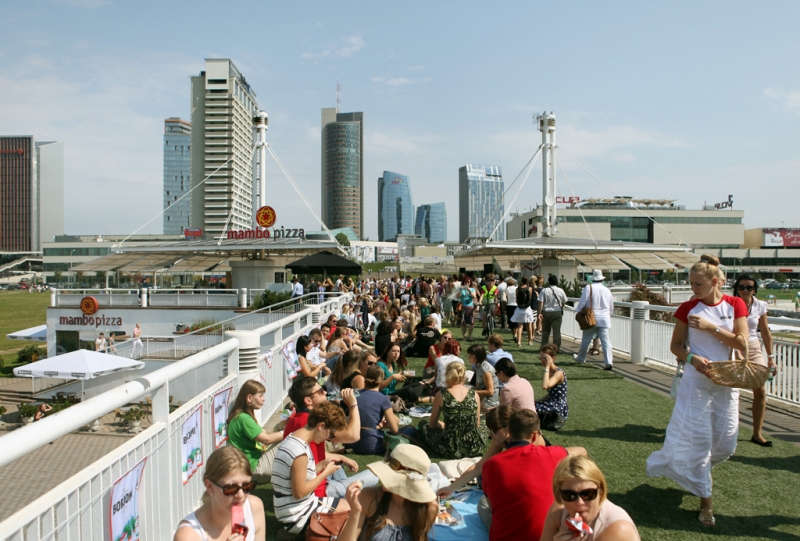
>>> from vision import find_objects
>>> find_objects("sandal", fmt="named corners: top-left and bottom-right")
top-left (698, 509), bottom-right (715, 527)
top-left (590, 349), bottom-right (600, 356)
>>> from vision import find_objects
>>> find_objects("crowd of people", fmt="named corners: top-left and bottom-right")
top-left (174, 257), bottom-right (778, 539)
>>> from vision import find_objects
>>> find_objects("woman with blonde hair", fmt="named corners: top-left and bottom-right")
top-left (174, 446), bottom-right (266, 541)
top-left (418, 361), bottom-right (487, 458)
top-left (646, 254), bottom-right (748, 527)
top-left (540, 455), bottom-right (639, 541)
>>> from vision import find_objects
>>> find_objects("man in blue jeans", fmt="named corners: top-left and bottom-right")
top-left (572, 269), bottom-right (615, 370)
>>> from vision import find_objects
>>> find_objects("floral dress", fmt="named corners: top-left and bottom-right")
top-left (418, 388), bottom-right (488, 459)
top-left (535, 368), bottom-right (568, 421)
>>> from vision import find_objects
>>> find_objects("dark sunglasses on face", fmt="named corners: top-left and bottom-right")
top-left (560, 488), bottom-right (599, 502)
top-left (737, 285), bottom-right (755, 291)
top-left (212, 479), bottom-right (257, 496)
top-left (366, 361), bottom-right (376, 366)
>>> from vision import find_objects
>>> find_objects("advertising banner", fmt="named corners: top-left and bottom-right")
top-left (764, 228), bottom-right (800, 248)
top-left (109, 458), bottom-right (147, 541)
top-left (181, 406), bottom-right (203, 484)
top-left (212, 387), bottom-right (233, 449)
top-left (283, 341), bottom-right (300, 380)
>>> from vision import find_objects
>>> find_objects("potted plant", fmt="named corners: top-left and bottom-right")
top-left (121, 407), bottom-right (146, 431)
top-left (0, 405), bottom-right (6, 424)
top-left (18, 403), bottom-right (38, 424)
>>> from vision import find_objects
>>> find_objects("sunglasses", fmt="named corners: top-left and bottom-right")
top-left (366, 361), bottom-right (376, 366)
top-left (737, 285), bottom-right (755, 291)
top-left (212, 479), bottom-right (257, 496)
top-left (560, 488), bottom-right (599, 503)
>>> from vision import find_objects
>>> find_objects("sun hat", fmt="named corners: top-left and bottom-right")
top-left (591, 269), bottom-right (606, 282)
top-left (367, 444), bottom-right (436, 503)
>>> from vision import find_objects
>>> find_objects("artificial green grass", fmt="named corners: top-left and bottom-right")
top-left (0, 290), bottom-right (50, 361)
top-left (255, 330), bottom-right (800, 540)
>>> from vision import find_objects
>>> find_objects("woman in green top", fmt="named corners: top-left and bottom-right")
top-left (226, 379), bottom-right (284, 483)
top-left (377, 343), bottom-right (408, 395)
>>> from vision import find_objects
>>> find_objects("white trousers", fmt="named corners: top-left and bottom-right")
top-left (646, 371), bottom-right (739, 498)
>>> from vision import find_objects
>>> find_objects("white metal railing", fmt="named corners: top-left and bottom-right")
top-left (148, 289), bottom-right (239, 308)
top-left (53, 289), bottom-right (141, 307)
top-left (0, 294), bottom-right (353, 541)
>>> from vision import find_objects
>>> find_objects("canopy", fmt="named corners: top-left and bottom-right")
top-left (6, 324), bottom-right (47, 342)
top-left (13, 349), bottom-right (144, 380)
top-left (285, 251), bottom-right (362, 275)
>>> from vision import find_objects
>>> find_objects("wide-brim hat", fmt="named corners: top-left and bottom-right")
top-left (591, 269), bottom-right (606, 282)
top-left (367, 444), bottom-right (436, 503)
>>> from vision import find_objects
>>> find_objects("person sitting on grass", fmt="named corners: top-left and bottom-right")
top-left (485, 333), bottom-right (513, 366)
top-left (434, 338), bottom-right (465, 391)
top-left (425, 329), bottom-right (452, 378)
top-left (541, 455), bottom-right (640, 541)
top-left (480, 409), bottom-right (586, 541)
top-left (469, 344), bottom-right (499, 410)
top-left (496, 357), bottom-right (536, 413)
top-left (347, 366), bottom-right (417, 455)
top-left (327, 350), bottom-right (360, 397)
top-left (536, 343), bottom-right (569, 431)
top-left (296, 335), bottom-right (331, 380)
top-left (226, 380), bottom-right (285, 483)
top-left (344, 350), bottom-right (380, 391)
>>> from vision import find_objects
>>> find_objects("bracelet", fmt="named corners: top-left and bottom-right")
top-left (686, 353), bottom-right (695, 365)
top-left (348, 404), bottom-right (357, 411)
top-left (767, 355), bottom-right (774, 359)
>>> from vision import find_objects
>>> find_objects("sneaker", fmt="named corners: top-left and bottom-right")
top-left (603, 364), bottom-right (613, 371)
top-left (573, 354), bottom-right (585, 364)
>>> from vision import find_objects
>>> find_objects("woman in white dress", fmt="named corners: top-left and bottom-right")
top-left (732, 274), bottom-right (775, 446)
top-left (646, 255), bottom-right (748, 527)
top-left (510, 277), bottom-right (536, 346)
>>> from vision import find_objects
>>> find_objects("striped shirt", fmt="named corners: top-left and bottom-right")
top-left (272, 435), bottom-right (324, 533)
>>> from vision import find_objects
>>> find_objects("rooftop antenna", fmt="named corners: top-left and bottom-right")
top-left (336, 81), bottom-right (342, 113)
top-left (536, 111), bottom-right (557, 237)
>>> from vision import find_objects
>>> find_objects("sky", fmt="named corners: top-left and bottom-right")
top-left (2, 1), bottom-right (799, 240)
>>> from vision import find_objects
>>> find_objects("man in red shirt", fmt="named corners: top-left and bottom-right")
top-left (481, 410), bottom-right (586, 540)
top-left (283, 377), bottom-right (378, 497)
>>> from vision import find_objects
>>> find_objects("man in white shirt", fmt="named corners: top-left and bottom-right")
top-left (290, 277), bottom-right (304, 298)
top-left (539, 275), bottom-right (569, 350)
top-left (573, 269), bottom-right (615, 370)
top-left (95, 333), bottom-right (107, 352)
top-left (497, 279), bottom-right (508, 329)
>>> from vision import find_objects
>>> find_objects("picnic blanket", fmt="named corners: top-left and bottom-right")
top-left (429, 489), bottom-right (489, 541)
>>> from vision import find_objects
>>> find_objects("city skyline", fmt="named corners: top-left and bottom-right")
top-left (2, 3), bottom-right (799, 240)
top-left (162, 118), bottom-right (191, 235)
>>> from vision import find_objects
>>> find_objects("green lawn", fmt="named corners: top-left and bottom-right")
top-left (254, 330), bottom-right (800, 540)
top-left (0, 290), bottom-right (50, 357)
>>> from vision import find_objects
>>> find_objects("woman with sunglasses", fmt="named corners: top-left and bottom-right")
top-left (273, 402), bottom-right (351, 536)
top-left (175, 446), bottom-right (265, 541)
top-left (541, 455), bottom-right (639, 541)
top-left (733, 274), bottom-right (776, 447)
top-left (296, 335), bottom-right (332, 380)
top-left (227, 380), bottom-right (285, 483)
top-left (343, 350), bottom-right (379, 391)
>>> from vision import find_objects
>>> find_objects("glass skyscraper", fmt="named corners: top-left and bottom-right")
top-left (163, 118), bottom-right (191, 235)
top-left (321, 108), bottom-right (364, 238)
top-left (378, 171), bottom-right (414, 242)
top-left (459, 164), bottom-right (505, 242)
top-left (415, 203), bottom-right (447, 243)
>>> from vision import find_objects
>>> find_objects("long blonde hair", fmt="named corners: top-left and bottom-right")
top-left (552, 455), bottom-right (608, 505)
top-left (202, 446), bottom-right (252, 503)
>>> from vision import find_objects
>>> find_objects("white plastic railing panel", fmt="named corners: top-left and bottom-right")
top-left (609, 316), bottom-right (631, 354)
top-left (149, 291), bottom-right (239, 307)
top-left (644, 320), bottom-right (678, 367)
top-left (767, 342), bottom-right (800, 405)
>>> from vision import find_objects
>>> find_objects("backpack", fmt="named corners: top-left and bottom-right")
top-left (459, 287), bottom-right (473, 305)
top-left (517, 287), bottom-right (531, 309)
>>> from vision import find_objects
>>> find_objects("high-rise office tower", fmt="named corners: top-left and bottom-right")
top-left (378, 171), bottom-right (414, 242)
top-left (163, 118), bottom-right (192, 235)
top-left (0, 136), bottom-right (64, 252)
top-left (415, 203), bottom-right (447, 244)
top-left (190, 59), bottom-right (258, 238)
top-left (459, 164), bottom-right (505, 242)
top-left (321, 108), bottom-right (363, 238)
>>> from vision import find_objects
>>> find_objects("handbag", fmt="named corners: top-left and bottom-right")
top-left (305, 506), bottom-right (351, 541)
top-left (670, 362), bottom-right (683, 400)
top-left (575, 285), bottom-right (597, 331)
top-left (707, 336), bottom-right (770, 389)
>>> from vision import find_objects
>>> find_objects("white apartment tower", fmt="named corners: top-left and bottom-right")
top-left (190, 59), bottom-right (259, 238)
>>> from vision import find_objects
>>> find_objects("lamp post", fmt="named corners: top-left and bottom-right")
top-left (70, 249), bottom-right (76, 289)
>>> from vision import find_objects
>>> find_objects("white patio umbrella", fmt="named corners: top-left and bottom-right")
top-left (13, 349), bottom-right (145, 399)
top-left (6, 324), bottom-right (47, 342)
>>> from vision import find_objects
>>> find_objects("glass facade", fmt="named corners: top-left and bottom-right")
top-left (163, 119), bottom-right (192, 235)
top-left (415, 203), bottom-right (447, 243)
top-left (562, 215), bottom-right (652, 242)
top-left (322, 110), bottom-right (363, 238)
top-left (378, 171), bottom-right (414, 241)
top-left (459, 164), bottom-right (505, 242)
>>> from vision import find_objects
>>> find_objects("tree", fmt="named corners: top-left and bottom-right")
top-left (776, 273), bottom-right (787, 283)
top-left (53, 269), bottom-right (63, 284)
top-left (335, 233), bottom-right (350, 247)
top-left (75, 271), bottom-right (85, 285)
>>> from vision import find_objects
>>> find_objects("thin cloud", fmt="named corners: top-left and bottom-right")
top-left (301, 35), bottom-right (364, 60)
top-left (55, 0), bottom-right (111, 7)
top-left (407, 65), bottom-right (426, 71)
top-left (764, 88), bottom-right (800, 110)
top-left (372, 76), bottom-right (431, 87)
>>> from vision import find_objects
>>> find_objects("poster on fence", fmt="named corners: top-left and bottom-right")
top-left (181, 406), bottom-right (203, 484)
top-left (263, 349), bottom-right (273, 369)
top-left (109, 457), bottom-right (147, 541)
top-left (283, 341), bottom-right (300, 380)
top-left (212, 387), bottom-right (233, 449)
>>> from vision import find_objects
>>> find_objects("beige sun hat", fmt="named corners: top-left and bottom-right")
top-left (367, 444), bottom-right (436, 503)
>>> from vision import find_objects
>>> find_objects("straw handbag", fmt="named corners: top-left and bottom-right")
top-left (706, 335), bottom-right (770, 390)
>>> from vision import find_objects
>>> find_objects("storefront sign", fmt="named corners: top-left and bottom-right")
top-left (764, 228), bottom-right (800, 248)
top-left (109, 458), bottom-right (147, 541)
top-left (556, 196), bottom-right (580, 204)
top-left (226, 227), bottom-right (305, 240)
top-left (714, 194), bottom-right (734, 210)
top-left (212, 387), bottom-right (233, 449)
top-left (80, 296), bottom-right (99, 315)
top-left (59, 314), bottom-right (123, 327)
top-left (184, 228), bottom-right (202, 238)
top-left (256, 206), bottom-right (277, 228)
top-left (181, 406), bottom-right (203, 484)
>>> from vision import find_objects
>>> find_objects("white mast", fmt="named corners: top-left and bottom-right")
top-left (537, 112), bottom-right (557, 237)
top-left (252, 110), bottom-right (269, 226)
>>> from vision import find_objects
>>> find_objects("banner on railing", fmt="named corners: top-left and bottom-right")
top-left (261, 350), bottom-right (273, 369)
top-left (181, 406), bottom-right (203, 484)
top-left (213, 387), bottom-right (233, 449)
top-left (109, 457), bottom-right (147, 541)
top-left (283, 341), bottom-right (300, 380)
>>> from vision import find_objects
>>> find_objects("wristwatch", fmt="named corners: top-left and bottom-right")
top-left (714, 327), bottom-right (721, 334)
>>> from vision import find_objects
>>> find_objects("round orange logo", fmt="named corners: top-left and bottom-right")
top-left (256, 206), bottom-right (276, 228)
top-left (80, 296), bottom-right (99, 315)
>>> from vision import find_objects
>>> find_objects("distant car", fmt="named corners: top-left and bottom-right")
top-left (766, 282), bottom-right (789, 290)
top-left (7, 284), bottom-right (21, 290)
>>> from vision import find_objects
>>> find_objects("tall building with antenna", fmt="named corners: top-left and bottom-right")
top-left (321, 94), bottom-right (364, 238)
top-left (190, 59), bottom-right (259, 238)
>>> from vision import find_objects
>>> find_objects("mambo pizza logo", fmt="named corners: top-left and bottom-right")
top-left (80, 296), bottom-right (99, 315)
top-left (226, 205), bottom-right (305, 240)
top-left (59, 314), bottom-right (123, 327)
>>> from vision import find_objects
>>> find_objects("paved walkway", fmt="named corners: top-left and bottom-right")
top-left (558, 335), bottom-right (800, 447)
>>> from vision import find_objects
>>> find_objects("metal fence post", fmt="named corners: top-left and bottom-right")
top-left (140, 288), bottom-right (148, 308)
top-left (630, 300), bottom-right (650, 364)
top-left (239, 288), bottom-right (248, 308)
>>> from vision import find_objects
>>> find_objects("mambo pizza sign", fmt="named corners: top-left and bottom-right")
top-left (226, 206), bottom-right (306, 241)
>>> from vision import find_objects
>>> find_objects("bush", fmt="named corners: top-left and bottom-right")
top-left (0, 355), bottom-right (4, 370)
top-left (251, 289), bottom-right (292, 310)
top-left (17, 345), bottom-right (46, 364)
top-left (0, 405), bottom-right (6, 417)
top-left (121, 407), bottom-right (146, 422)
top-left (189, 318), bottom-right (220, 332)
top-left (17, 403), bottom-right (38, 418)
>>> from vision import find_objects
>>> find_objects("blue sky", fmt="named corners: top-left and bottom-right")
top-left (2, 1), bottom-right (799, 239)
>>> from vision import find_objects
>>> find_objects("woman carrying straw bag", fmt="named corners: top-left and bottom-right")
top-left (646, 255), bottom-right (748, 527)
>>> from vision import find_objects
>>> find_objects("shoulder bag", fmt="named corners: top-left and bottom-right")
top-left (306, 505), bottom-right (351, 541)
top-left (575, 285), bottom-right (597, 331)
